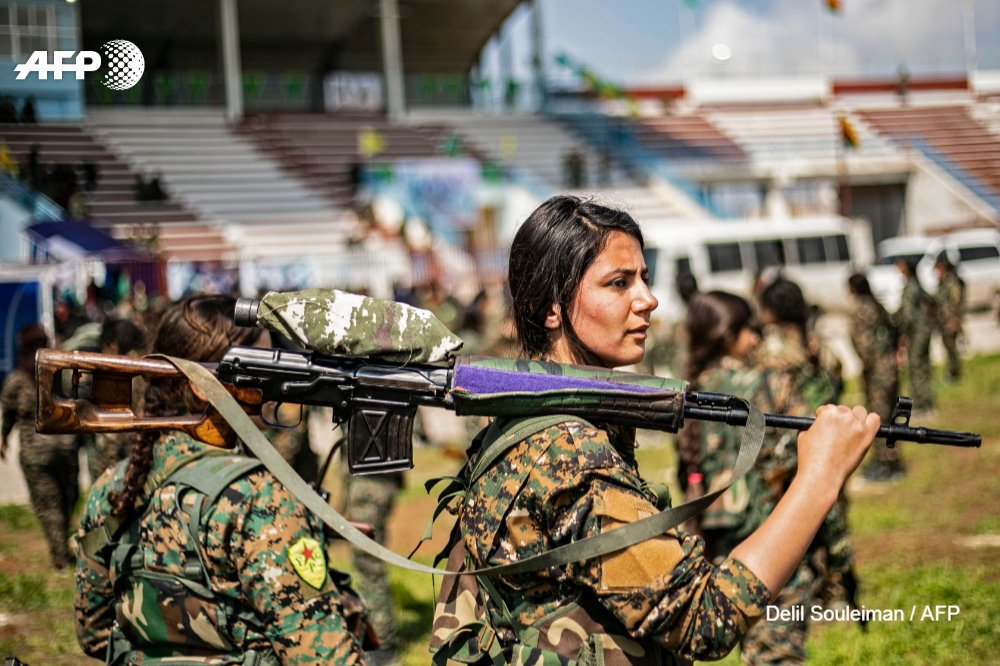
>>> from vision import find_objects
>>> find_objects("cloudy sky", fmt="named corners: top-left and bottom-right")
top-left (499, 0), bottom-right (1000, 85)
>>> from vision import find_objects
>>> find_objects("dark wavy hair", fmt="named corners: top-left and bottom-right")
top-left (759, 277), bottom-right (808, 339)
top-left (685, 291), bottom-right (754, 382)
top-left (15, 323), bottom-right (48, 375)
top-left (109, 295), bottom-right (262, 518)
top-left (848, 273), bottom-right (872, 297)
top-left (507, 195), bottom-right (644, 366)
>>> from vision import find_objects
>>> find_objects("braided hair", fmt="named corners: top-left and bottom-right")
top-left (109, 295), bottom-right (262, 518)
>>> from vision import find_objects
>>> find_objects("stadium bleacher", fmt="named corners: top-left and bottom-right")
top-left (87, 109), bottom-right (341, 224)
top-left (0, 122), bottom-right (198, 228)
top-left (237, 112), bottom-right (479, 210)
top-left (858, 105), bottom-right (1000, 198)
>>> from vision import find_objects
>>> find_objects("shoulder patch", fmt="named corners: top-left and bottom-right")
top-left (288, 536), bottom-right (327, 589)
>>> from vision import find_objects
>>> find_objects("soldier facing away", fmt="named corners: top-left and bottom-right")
top-left (892, 257), bottom-right (936, 415)
top-left (1, 323), bottom-right (79, 570)
top-left (847, 273), bottom-right (903, 481)
top-left (74, 296), bottom-right (369, 665)
top-left (933, 254), bottom-right (965, 383)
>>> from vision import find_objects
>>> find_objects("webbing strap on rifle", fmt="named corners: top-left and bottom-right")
top-left (157, 355), bottom-right (766, 577)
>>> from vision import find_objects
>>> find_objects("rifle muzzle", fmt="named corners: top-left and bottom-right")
top-left (234, 297), bottom-right (260, 327)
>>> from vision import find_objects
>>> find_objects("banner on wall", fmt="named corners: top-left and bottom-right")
top-left (324, 72), bottom-right (384, 112)
top-left (390, 158), bottom-right (482, 243)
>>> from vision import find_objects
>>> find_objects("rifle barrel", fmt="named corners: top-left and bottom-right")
top-left (683, 396), bottom-right (981, 448)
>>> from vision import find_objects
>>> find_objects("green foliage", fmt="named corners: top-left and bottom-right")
top-left (849, 502), bottom-right (912, 535)
top-left (807, 566), bottom-right (1000, 665)
top-left (0, 504), bottom-right (39, 530)
top-left (0, 571), bottom-right (73, 610)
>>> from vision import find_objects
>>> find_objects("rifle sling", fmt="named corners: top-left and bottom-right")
top-left (156, 355), bottom-right (766, 577)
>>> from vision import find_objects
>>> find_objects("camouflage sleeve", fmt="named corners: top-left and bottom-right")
top-left (204, 470), bottom-right (365, 665)
top-left (1, 370), bottom-right (29, 441)
top-left (540, 426), bottom-right (771, 661)
top-left (0, 374), bottom-right (16, 442)
top-left (849, 301), bottom-right (879, 366)
top-left (73, 473), bottom-right (118, 658)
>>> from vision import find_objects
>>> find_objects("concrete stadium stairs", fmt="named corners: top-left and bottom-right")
top-left (858, 105), bottom-right (1000, 199)
top-left (702, 102), bottom-right (898, 166)
top-left (0, 121), bottom-right (235, 261)
top-left (87, 109), bottom-right (342, 224)
top-left (236, 112), bottom-right (476, 211)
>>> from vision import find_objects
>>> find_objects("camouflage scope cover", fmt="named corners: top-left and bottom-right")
top-left (249, 288), bottom-right (463, 363)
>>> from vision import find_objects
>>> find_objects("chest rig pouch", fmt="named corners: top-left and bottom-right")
top-left (86, 451), bottom-right (276, 666)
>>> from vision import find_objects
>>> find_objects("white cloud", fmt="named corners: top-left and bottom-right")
top-left (638, 0), bottom-right (998, 83)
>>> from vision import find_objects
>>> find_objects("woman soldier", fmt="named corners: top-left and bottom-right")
top-left (1, 323), bottom-right (79, 570)
top-left (448, 195), bottom-right (878, 664)
top-left (74, 295), bottom-right (369, 665)
top-left (686, 290), bottom-right (837, 664)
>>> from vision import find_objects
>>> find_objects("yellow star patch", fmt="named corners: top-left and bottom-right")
top-left (288, 537), bottom-right (327, 589)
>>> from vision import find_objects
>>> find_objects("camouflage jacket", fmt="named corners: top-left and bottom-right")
top-left (692, 357), bottom-right (789, 538)
top-left (849, 295), bottom-right (896, 368)
top-left (935, 272), bottom-right (965, 330)
top-left (74, 432), bottom-right (365, 665)
top-left (1, 368), bottom-right (77, 466)
top-left (459, 419), bottom-right (770, 664)
top-left (753, 324), bottom-right (854, 576)
top-left (894, 275), bottom-right (934, 338)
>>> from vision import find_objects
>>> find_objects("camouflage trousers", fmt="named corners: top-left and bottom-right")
top-left (344, 472), bottom-right (403, 650)
top-left (19, 442), bottom-right (79, 569)
top-left (940, 329), bottom-right (961, 381)
top-left (861, 365), bottom-right (902, 469)
top-left (904, 329), bottom-right (934, 411)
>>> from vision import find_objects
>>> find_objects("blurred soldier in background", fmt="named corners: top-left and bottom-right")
top-left (847, 273), bottom-right (903, 481)
top-left (1, 324), bottom-right (79, 570)
top-left (342, 471), bottom-right (403, 666)
top-left (753, 277), bottom-right (859, 660)
top-left (933, 253), bottom-right (965, 383)
top-left (892, 258), bottom-right (936, 416)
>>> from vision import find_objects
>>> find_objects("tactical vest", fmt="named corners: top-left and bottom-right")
top-left (81, 450), bottom-right (278, 666)
top-left (430, 415), bottom-right (678, 666)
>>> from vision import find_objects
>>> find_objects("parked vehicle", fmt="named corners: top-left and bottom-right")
top-left (641, 215), bottom-right (874, 321)
top-left (867, 229), bottom-right (1000, 313)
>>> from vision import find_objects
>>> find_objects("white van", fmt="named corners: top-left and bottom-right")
top-left (641, 216), bottom-right (873, 321)
top-left (867, 229), bottom-right (1000, 313)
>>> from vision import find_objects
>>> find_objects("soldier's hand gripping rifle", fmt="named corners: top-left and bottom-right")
top-left (35, 289), bottom-right (981, 476)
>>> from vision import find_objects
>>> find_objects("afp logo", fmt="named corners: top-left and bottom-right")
top-left (14, 40), bottom-right (145, 91)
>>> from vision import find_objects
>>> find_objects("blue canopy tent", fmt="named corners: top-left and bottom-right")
top-left (24, 220), bottom-right (165, 298)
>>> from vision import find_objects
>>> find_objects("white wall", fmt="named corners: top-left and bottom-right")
top-left (0, 196), bottom-right (33, 262)
top-left (904, 161), bottom-right (993, 234)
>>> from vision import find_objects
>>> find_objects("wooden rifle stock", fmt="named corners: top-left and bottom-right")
top-left (35, 348), bottom-right (264, 447)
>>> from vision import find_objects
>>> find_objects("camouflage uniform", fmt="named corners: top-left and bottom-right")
top-left (848, 294), bottom-right (901, 473)
top-left (458, 419), bottom-right (771, 664)
top-left (344, 471), bottom-right (403, 652)
top-left (747, 323), bottom-right (852, 665)
top-left (1, 368), bottom-right (79, 569)
top-left (893, 275), bottom-right (935, 411)
top-left (74, 432), bottom-right (367, 665)
top-left (935, 271), bottom-right (965, 382)
top-left (692, 353), bottom-right (813, 666)
top-left (693, 357), bottom-right (794, 545)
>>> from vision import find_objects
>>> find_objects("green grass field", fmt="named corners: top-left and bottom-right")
top-left (1, 355), bottom-right (997, 665)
